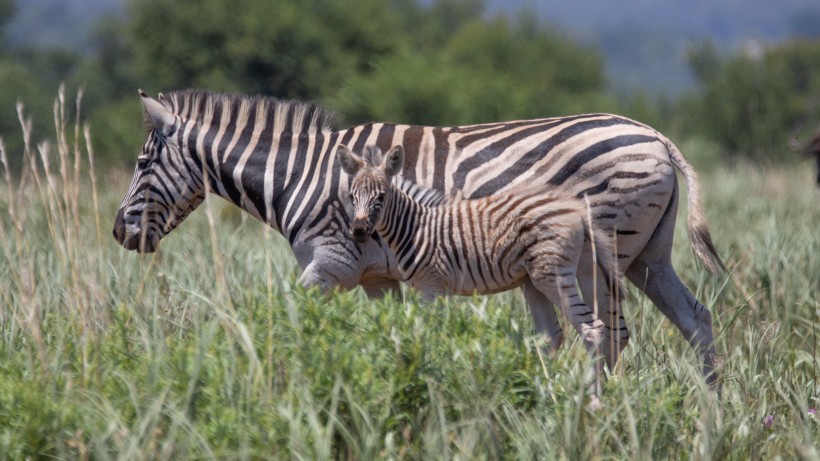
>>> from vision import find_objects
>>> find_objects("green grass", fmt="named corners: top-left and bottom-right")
top-left (0, 91), bottom-right (818, 460)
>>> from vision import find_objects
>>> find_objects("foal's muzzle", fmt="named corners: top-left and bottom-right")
top-left (350, 220), bottom-right (371, 243)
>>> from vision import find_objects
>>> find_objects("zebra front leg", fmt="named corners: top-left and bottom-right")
top-left (361, 278), bottom-right (402, 300)
top-left (298, 260), bottom-right (361, 294)
top-left (522, 279), bottom-right (564, 353)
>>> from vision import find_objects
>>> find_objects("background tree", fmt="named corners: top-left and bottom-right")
top-left (1, 0), bottom-right (819, 167)
top-left (683, 39), bottom-right (820, 160)
top-left (334, 13), bottom-right (613, 125)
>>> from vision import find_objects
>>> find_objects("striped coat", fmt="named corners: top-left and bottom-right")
top-left (114, 89), bottom-right (724, 383)
top-left (340, 144), bottom-right (625, 404)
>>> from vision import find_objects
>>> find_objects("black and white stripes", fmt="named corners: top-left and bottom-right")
top-left (340, 143), bottom-right (625, 404)
top-left (114, 88), bottom-right (724, 385)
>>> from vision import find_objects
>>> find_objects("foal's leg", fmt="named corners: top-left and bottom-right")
top-left (528, 240), bottom-right (607, 410)
top-left (521, 280), bottom-right (564, 352)
top-left (532, 271), bottom-right (606, 397)
top-left (577, 253), bottom-right (629, 372)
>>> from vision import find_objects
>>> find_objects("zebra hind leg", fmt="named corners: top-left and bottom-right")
top-left (624, 183), bottom-right (718, 387)
top-left (626, 259), bottom-right (718, 385)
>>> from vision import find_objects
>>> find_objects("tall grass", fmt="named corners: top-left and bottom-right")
top-left (0, 89), bottom-right (817, 459)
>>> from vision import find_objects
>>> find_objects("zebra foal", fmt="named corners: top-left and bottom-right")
top-left (338, 144), bottom-right (624, 404)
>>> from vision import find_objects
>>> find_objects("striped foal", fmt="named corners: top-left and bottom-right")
top-left (339, 144), bottom-right (625, 404)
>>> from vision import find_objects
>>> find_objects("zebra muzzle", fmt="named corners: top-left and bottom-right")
top-left (350, 220), bottom-right (371, 243)
top-left (112, 209), bottom-right (160, 253)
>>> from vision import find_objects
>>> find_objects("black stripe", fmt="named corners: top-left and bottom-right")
top-left (271, 108), bottom-right (296, 228)
top-left (471, 117), bottom-right (645, 197)
top-left (452, 116), bottom-right (592, 190)
top-left (547, 134), bottom-right (657, 186)
top-left (400, 126), bottom-right (424, 183)
top-left (375, 124), bottom-right (396, 152)
top-left (610, 179), bottom-right (663, 194)
top-left (216, 101), bottom-right (240, 163)
top-left (453, 119), bottom-right (550, 149)
top-left (350, 123), bottom-right (374, 152)
top-left (453, 207), bottom-right (478, 288)
top-left (432, 127), bottom-right (447, 191)
top-left (225, 104), bottom-right (261, 204)
top-left (241, 109), bottom-right (275, 223)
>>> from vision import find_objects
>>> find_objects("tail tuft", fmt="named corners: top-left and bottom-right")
top-left (688, 221), bottom-right (727, 275)
top-left (665, 138), bottom-right (727, 275)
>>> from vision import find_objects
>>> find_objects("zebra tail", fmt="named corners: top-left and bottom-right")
top-left (664, 139), bottom-right (727, 275)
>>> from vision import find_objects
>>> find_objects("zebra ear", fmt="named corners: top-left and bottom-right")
top-left (139, 89), bottom-right (176, 134)
top-left (337, 145), bottom-right (364, 175)
top-left (381, 145), bottom-right (404, 177)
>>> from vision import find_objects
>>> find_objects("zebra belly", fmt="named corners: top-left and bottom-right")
top-left (406, 245), bottom-right (530, 297)
top-left (404, 269), bottom-right (529, 298)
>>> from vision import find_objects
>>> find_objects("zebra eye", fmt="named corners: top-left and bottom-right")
top-left (137, 157), bottom-right (152, 170)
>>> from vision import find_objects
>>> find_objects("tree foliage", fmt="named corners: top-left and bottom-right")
top-left (125, 0), bottom-right (402, 99)
top-left (335, 14), bottom-right (612, 125)
top-left (60, 0), bottom-right (614, 161)
top-left (0, 0), bottom-right (818, 166)
top-left (685, 39), bottom-right (820, 160)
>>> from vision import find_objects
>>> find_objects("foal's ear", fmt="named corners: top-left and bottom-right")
top-left (337, 145), bottom-right (364, 175)
top-left (381, 145), bottom-right (404, 177)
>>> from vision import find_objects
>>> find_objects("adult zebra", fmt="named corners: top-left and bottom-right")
top-left (113, 89), bottom-right (725, 379)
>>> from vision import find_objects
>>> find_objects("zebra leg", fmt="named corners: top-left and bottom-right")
top-left (360, 278), bottom-right (402, 300)
top-left (626, 259), bottom-right (717, 384)
top-left (531, 270), bottom-right (606, 407)
top-left (521, 279), bottom-right (564, 352)
top-left (298, 257), bottom-right (362, 294)
top-left (577, 255), bottom-right (629, 372)
top-left (624, 188), bottom-right (718, 385)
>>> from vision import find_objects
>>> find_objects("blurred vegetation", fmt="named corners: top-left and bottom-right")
top-left (683, 39), bottom-right (820, 160)
top-left (0, 0), bottom-right (819, 168)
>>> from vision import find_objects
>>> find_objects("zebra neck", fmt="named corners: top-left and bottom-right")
top-left (184, 121), bottom-right (337, 239)
top-left (376, 185), bottom-right (438, 271)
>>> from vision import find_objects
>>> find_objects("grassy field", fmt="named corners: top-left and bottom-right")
top-left (0, 95), bottom-right (818, 460)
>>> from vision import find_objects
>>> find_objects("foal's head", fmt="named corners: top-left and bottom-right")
top-left (337, 144), bottom-right (404, 242)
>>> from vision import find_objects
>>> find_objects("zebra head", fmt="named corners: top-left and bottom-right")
top-left (112, 90), bottom-right (206, 253)
top-left (337, 144), bottom-right (404, 243)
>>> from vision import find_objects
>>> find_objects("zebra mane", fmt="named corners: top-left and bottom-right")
top-left (160, 89), bottom-right (341, 135)
top-left (392, 177), bottom-right (453, 207)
